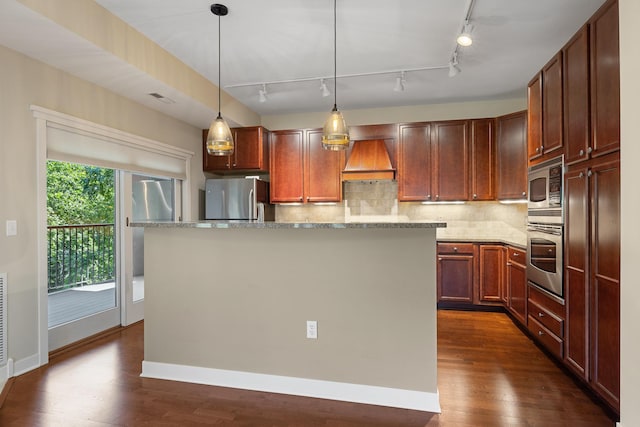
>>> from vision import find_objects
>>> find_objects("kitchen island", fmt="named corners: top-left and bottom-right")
top-left (134, 221), bottom-right (445, 412)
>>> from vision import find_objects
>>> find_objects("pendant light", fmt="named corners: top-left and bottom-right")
top-left (321, 0), bottom-right (349, 151)
top-left (206, 3), bottom-right (234, 156)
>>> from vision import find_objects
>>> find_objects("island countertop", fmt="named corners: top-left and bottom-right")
top-left (131, 220), bottom-right (447, 229)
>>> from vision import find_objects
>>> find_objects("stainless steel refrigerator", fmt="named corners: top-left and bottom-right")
top-left (205, 178), bottom-right (272, 221)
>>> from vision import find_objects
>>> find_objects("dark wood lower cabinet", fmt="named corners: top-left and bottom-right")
top-left (478, 245), bottom-right (504, 304)
top-left (506, 246), bottom-right (527, 325)
top-left (437, 243), bottom-right (475, 304)
top-left (527, 284), bottom-right (565, 360)
top-left (564, 152), bottom-right (620, 412)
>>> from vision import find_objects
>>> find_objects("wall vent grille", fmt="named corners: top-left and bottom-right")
top-left (0, 273), bottom-right (6, 366)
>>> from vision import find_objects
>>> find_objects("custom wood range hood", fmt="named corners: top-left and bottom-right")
top-left (342, 139), bottom-right (395, 181)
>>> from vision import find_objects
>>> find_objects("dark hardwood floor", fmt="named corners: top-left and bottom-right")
top-left (0, 310), bottom-right (615, 426)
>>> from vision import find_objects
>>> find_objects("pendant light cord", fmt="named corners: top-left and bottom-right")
top-left (218, 13), bottom-right (222, 118)
top-left (333, 0), bottom-right (337, 111)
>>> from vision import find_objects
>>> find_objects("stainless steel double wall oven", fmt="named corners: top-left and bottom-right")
top-left (526, 156), bottom-right (564, 299)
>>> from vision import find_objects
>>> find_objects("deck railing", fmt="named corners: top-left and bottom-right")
top-left (47, 224), bottom-right (115, 293)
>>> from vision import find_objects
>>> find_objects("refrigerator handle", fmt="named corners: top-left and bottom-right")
top-left (249, 188), bottom-right (255, 220)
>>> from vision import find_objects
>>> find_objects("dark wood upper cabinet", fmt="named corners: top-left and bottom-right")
top-left (590, 0), bottom-right (620, 158)
top-left (269, 130), bottom-right (304, 203)
top-left (542, 52), bottom-right (563, 159)
top-left (527, 72), bottom-right (543, 162)
top-left (563, 24), bottom-right (591, 166)
top-left (496, 111), bottom-right (527, 200)
top-left (270, 129), bottom-right (343, 204)
top-left (397, 123), bottom-right (432, 201)
top-left (305, 129), bottom-right (345, 203)
top-left (470, 119), bottom-right (495, 201)
top-left (432, 120), bottom-right (469, 201)
top-left (203, 126), bottom-right (269, 173)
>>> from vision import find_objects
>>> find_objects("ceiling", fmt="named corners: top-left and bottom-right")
top-left (0, 0), bottom-right (606, 128)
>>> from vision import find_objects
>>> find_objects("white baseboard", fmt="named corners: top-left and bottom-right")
top-left (13, 353), bottom-right (40, 377)
top-left (141, 360), bottom-right (441, 413)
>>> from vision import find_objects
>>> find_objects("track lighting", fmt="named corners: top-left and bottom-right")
top-left (457, 22), bottom-right (473, 47)
top-left (258, 84), bottom-right (268, 103)
top-left (393, 71), bottom-right (406, 92)
top-left (320, 79), bottom-right (330, 97)
top-left (448, 52), bottom-right (460, 77)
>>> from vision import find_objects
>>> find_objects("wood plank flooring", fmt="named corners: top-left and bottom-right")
top-left (0, 310), bottom-right (616, 426)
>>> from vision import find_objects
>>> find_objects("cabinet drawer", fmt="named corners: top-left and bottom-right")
top-left (528, 299), bottom-right (564, 338)
top-left (507, 247), bottom-right (526, 264)
top-left (528, 315), bottom-right (563, 359)
top-left (438, 243), bottom-right (474, 255)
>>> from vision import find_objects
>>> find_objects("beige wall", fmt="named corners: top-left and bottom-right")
top-left (619, 0), bottom-right (639, 425)
top-left (0, 44), bottom-right (205, 366)
top-left (144, 226), bottom-right (438, 394)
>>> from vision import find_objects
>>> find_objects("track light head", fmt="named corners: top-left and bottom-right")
top-left (320, 79), bottom-right (331, 97)
top-left (258, 83), bottom-right (268, 103)
top-left (393, 71), bottom-right (406, 92)
top-left (457, 22), bottom-right (473, 47)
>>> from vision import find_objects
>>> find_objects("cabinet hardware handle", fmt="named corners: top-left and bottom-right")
top-left (541, 145), bottom-right (544, 151)
top-left (536, 147), bottom-right (540, 152)
top-left (547, 249), bottom-right (553, 253)
top-left (513, 252), bottom-right (519, 257)
top-left (538, 312), bottom-right (545, 318)
top-left (579, 149), bottom-right (585, 156)
top-left (579, 172), bottom-right (584, 178)
top-left (453, 247), bottom-right (458, 252)
top-left (435, 195), bottom-right (439, 200)
top-left (587, 146), bottom-right (593, 154)
top-left (587, 170), bottom-right (593, 177)
top-left (473, 194), bottom-right (477, 199)
top-left (522, 192), bottom-right (526, 197)
top-left (427, 194), bottom-right (431, 199)
top-left (538, 331), bottom-right (545, 336)
top-left (233, 163), bottom-right (237, 167)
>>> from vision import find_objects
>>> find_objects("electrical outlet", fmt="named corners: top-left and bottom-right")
top-left (306, 320), bottom-right (318, 339)
top-left (6, 220), bottom-right (17, 236)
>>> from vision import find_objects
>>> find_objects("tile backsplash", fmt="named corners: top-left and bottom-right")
top-left (275, 180), bottom-right (527, 245)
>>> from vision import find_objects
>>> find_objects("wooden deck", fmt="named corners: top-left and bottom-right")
top-left (48, 278), bottom-right (143, 327)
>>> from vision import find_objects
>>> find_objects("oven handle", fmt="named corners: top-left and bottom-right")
top-left (527, 225), bottom-right (562, 236)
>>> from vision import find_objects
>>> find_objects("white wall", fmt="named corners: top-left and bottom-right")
top-left (618, 0), bottom-right (639, 425)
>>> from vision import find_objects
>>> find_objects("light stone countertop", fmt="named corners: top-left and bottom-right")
top-left (130, 220), bottom-right (447, 229)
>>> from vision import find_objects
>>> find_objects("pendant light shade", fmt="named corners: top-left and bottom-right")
top-left (207, 3), bottom-right (234, 156)
top-left (322, 106), bottom-right (349, 150)
top-left (322, 0), bottom-right (349, 151)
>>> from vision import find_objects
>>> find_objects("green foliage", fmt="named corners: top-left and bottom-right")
top-left (47, 161), bottom-right (115, 291)
top-left (47, 161), bottom-right (115, 225)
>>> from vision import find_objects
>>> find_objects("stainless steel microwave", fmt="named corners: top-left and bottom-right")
top-left (527, 157), bottom-right (563, 224)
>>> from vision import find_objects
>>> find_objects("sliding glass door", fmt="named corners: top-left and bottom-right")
top-left (120, 173), bottom-right (176, 326)
top-left (47, 161), bottom-right (121, 350)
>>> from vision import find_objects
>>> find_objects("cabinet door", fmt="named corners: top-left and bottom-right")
top-left (507, 248), bottom-right (527, 325)
top-left (496, 111), bottom-right (527, 200)
top-left (478, 245), bottom-right (503, 303)
top-left (589, 153), bottom-right (620, 409)
top-left (590, 0), bottom-right (620, 158)
top-left (438, 254), bottom-right (474, 304)
top-left (305, 129), bottom-right (344, 203)
top-left (564, 165), bottom-right (590, 380)
top-left (527, 73), bottom-right (543, 162)
top-left (542, 52), bottom-right (563, 159)
top-left (270, 130), bottom-right (304, 203)
top-left (563, 25), bottom-right (591, 166)
top-left (233, 126), bottom-right (266, 170)
top-left (432, 120), bottom-right (469, 201)
top-left (202, 129), bottom-right (231, 171)
top-left (470, 119), bottom-right (495, 201)
top-left (397, 123), bottom-right (431, 201)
